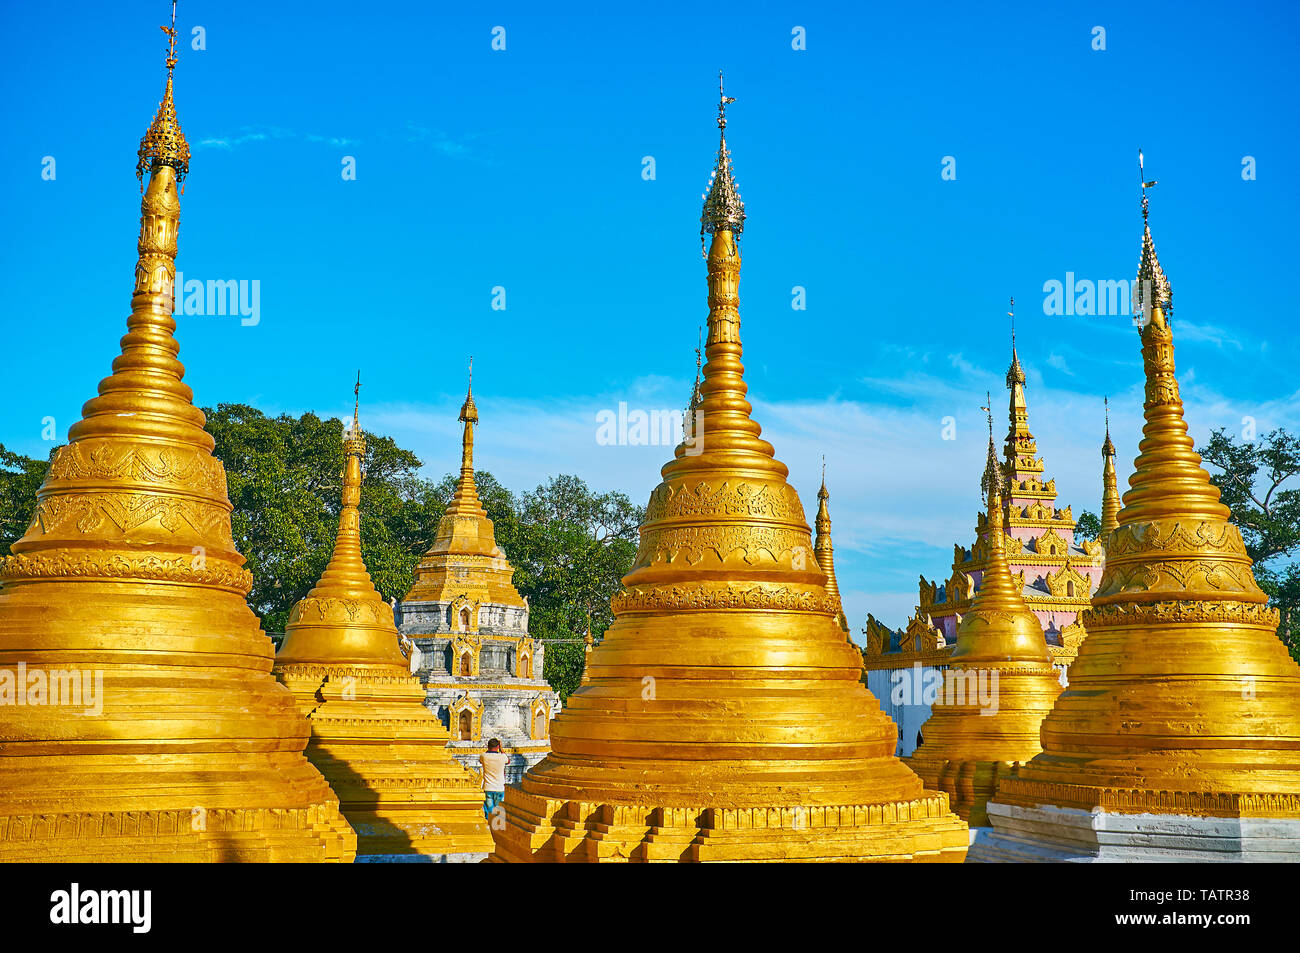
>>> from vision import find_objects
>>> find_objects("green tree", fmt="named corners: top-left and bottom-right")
top-left (503, 475), bottom-right (643, 702)
top-left (0, 444), bottom-right (51, 552)
top-left (1199, 427), bottom-right (1300, 659)
top-left (206, 404), bottom-right (446, 633)
top-left (1074, 509), bottom-right (1101, 544)
top-left (0, 412), bottom-right (643, 700)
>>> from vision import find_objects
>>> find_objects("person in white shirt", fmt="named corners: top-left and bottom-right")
top-left (479, 738), bottom-right (509, 819)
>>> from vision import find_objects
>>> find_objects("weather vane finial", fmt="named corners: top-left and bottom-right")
top-left (163, 1), bottom-right (179, 72)
top-left (1139, 148), bottom-right (1158, 225)
top-left (718, 70), bottom-right (735, 131)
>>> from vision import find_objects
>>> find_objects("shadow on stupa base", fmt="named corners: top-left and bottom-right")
top-left (486, 788), bottom-right (969, 863)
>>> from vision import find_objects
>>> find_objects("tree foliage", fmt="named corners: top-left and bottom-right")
top-left (0, 411), bottom-right (643, 700)
top-left (1074, 510), bottom-right (1101, 543)
top-left (0, 444), bottom-right (50, 551)
top-left (1200, 427), bottom-right (1300, 658)
top-left (501, 475), bottom-right (643, 702)
top-left (206, 404), bottom-right (446, 633)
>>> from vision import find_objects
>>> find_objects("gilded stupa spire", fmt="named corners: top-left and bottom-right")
top-left (403, 369), bottom-right (523, 606)
top-left (1100, 397), bottom-right (1120, 538)
top-left (490, 80), bottom-right (967, 863)
top-left (276, 378), bottom-right (399, 665)
top-left (978, 158), bottom-right (1300, 857)
top-left (699, 71), bottom-right (745, 257)
top-left (274, 378), bottom-right (495, 859)
top-left (905, 402), bottom-right (1061, 826)
top-left (1003, 298), bottom-right (1038, 477)
top-left (0, 7), bottom-right (354, 861)
top-left (136, 3), bottom-right (191, 193)
top-left (1006, 298), bottom-right (1025, 387)
top-left (1133, 150), bottom-right (1172, 321)
top-left (444, 357), bottom-right (484, 519)
top-left (813, 459), bottom-right (850, 635)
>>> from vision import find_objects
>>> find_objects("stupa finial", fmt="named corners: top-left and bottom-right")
top-left (460, 356), bottom-right (478, 424)
top-left (1135, 150), bottom-right (1172, 321)
top-left (980, 392), bottom-right (1000, 499)
top-left (1006, 297), bottom-right (1025, 388)
top-left (137, 0), bottom-right (190, 192)
top-left (700, 72), bottom-right (745, 257)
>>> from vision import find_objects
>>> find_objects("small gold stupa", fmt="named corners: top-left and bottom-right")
top-left (975, 159), bottom-right (1300, 861)
top-left (0, 13), bottom-right (354, 862)
top-left (904, 406), bottom-right (1062, 828)
top-left (273, 382), bottom-right (496, 861)
top-left (1100, 398), bottom-right (1120, 539)
top-left (813, 465), bottom-right (851, 636)
top-left (489, 77), bottom-right (968, 862)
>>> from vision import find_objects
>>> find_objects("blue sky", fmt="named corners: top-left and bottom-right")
top-left (2, 1), bottom-right (1298, 634)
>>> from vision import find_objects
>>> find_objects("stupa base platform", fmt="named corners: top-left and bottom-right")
top-left (488, 789), bottom-right (969, 862)
top-left (968, 800), bottom-right (1300, 863)
top-left (0, 806), bottom-right (355, 863)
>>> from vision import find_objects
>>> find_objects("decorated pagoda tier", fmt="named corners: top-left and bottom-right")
top-left (274, 397), bottom-right (495, 862)
top-left (0, 17), bottom-right (354, 862)
top-left (971, 173), bottom-right (1300, 862)
top-left (489, 80), bottom-right (968, 863)
top-left (903, 421), bottom-right (1062, 831)
top-left (399, 383), bottom-right (559, 784)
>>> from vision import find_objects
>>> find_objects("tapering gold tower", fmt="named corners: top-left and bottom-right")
top-left (1100, 399), bottom-right (1120, 538)
top-left (0, 15), bottom-right (354, 861)
top-left (489, 79), bottom-right (968, 862)
top-left (813, 466), bottom-right (850, 636)
top-left (975, 163), bottom-right (1300, 861)
top-left (403, 372), bottom-right (525, 610)
top-left (274, 384), bottom-right (495, 861)
top-left (904, 409), bottom-right (1062, 828)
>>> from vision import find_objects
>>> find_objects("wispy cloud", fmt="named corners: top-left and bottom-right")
top-left (403, 122), bottom-right (478, 157)
top-left (194, 125), bottom-right (359, 151)
top-left (1046, 352), bottom-right (1076, 376)
top-left (1176, 319), bottom-right (1247, 351)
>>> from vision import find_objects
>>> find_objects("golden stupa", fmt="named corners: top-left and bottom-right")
top-left (273, 385), bottom-right (495, 861)
top-left (489, 78), bottom-right (969, 863)
top-left (904, 408), bottom-right (1062, 827)
top-left (978, 163), bottom-right (1300, 860)
top-left (0, 16), bottom-right (354, 862)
